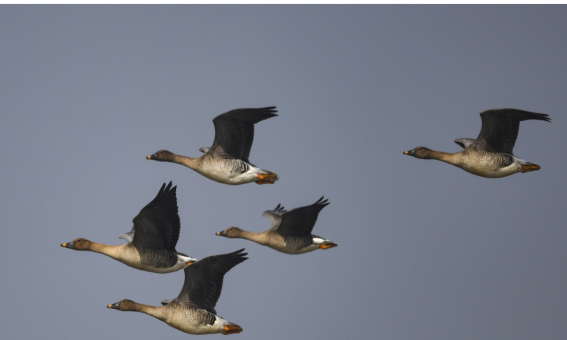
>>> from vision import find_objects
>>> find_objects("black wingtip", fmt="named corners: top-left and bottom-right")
top-left (525, 112), bottom-right (551, 123)
top-left (228, 248), bottom-right (249, 262)
top-left (263, 106), bottom-right (278, 116)
top-left (158, 182), bottom-right (166, 194)
top-left (218, 107), bottom-right (279, 124)
top-left (482, 108), bottom-right (551, 123)
top-left (231, 248), bottom-right (248, 256)
top-left (273, 203), bottom-right (286, 213)
top-left (165, 181), bottom-right (173, 192)
top-left (314, 196), bottom-right (330, 207)
top-left (540, 114), bottom-right (551, 123)
top-left (157, 181), bottom-right (176, 197)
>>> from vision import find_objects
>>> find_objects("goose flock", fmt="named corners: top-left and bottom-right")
top-left (61, 106), bottom-right (549, 335)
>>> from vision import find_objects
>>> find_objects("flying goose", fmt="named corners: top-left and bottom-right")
top-left (216, 197), bottom-right (337, 254)
top-left (403, 108), bottom-right (550, 178)
top-left (147, 107), bottom-right (279, 185)
top-left (61, 182), bottom-right (196, 273)
top-left (108, 249), bottom-right (247, 335)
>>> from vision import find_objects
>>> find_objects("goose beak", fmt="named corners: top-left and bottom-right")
top-left (146, 155), bottom-right (153, 160)
top-left (107, 302), bottom-right (120, 310)
top-left (61, 241), bottom-right (74, 249)
top-left (186, 260), bottom-right (196, 266)
top-left (403, 149), bottom-right (415, 156)
top-left (216, 231), bottom-right (226, 237)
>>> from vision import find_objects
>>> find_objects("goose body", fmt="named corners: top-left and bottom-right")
top-left (456, 149), bottom-right (532, 178)
top-left (216, 197), bottom-right (337, 254)
top-left (147, 107), bottom-right (279, 185)
top-left (108, 249), bottom-right (247, 335)
top-left (161, 303), bottom-right (238, 335)
top-left (192, 157), bottom-right (273, 185)
top-left (61, 182), bottom-right (196, 273)
top-left (403, 108), bottom-right (550, 178)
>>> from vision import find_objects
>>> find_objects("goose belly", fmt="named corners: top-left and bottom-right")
top-left (198, 159), bottom-right (257, 185)
top-left (269, 237), bottom-right (319, 254)
top-left (111, 248), bottom-right (185, 274)
top-left (127, 262), bottom-right (185, 274)
top-left (166, 311), bottom-right (225, 335)
top-left (273, 244), bottom-right (319, 254)
top-left (461, 154), bottom-right (522, 178)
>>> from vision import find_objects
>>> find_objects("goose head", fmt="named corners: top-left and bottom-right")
top-left (216, 227), bottom-right (243, 238)
top-left (403, 146), bottom-right (433, 159)
top-left (147, 150), bottom-right (175, 162)
top-left (107, 299), bottom-right (140, 312)
top-left (61, 238), bottom-right (93, 251)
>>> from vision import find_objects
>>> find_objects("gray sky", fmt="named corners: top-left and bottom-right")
top-left (1, 5), bottom-right (566, 340)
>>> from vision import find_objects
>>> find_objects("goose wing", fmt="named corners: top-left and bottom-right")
top-left (173, 249), bottom-right (248, 314)
top-left (261, 203), bottom-right (287, 230)
top-left (131, 182), bottom-right (180, 252)
top-left (209, 107), bottom-right (277, 163)
top-left (118, 230), bottom-right (135, 243)
top-left (454, 138), bottom-right (475, 149)
top-left (473, 109), bottom-right (550, 154)
top-left (276, 197), bottom-right (330, 238)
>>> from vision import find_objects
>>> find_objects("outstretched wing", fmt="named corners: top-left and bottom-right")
top-left (131, 182), bottom-right (181, 252)
top-left (473, 109), bottom-right (550, 154)
top-left (209, 107), bottom-right (278, 163)
top-left (277, 197), bottom-right (330, 238)
top-left (173, 249), bottom-right (248, 314)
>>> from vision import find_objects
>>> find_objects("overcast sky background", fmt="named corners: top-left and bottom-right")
top-left (1, 5), bottom-right (566, 340)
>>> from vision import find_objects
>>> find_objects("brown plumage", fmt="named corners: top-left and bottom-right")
top-left (147, 107), bottom-right (279, 185)
top-left (403, 108), bottom-right (550, 178)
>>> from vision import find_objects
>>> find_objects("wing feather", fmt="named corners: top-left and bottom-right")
top-left (277, 197), bottom-right (330, 238)
top-left (131, 182), bottom-right (181, 252)
top-left (474, 108), bottom-right (550, 154)
top-left (209, 107), bottom-right (277, 162)
top-left (173, 249), bottom-right (248, 314)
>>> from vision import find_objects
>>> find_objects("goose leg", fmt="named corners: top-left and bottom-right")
top-left (256, 173), bottom-right (277, 184)
top-left (257, 173), bottom-right (277, 180)
top-left (255, 180), bottom-right (275, 185)
top-left (222, 325), bottom-right (243, 335)
top-left (521, 163), bottom-right (541, 173)
top-left (319, 243), bottom-right (338, 250)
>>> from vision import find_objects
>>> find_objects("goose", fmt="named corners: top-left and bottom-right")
top-left (108, 249), bottom-right (247, 335)
top-left (403, 108), bottom-right (550, 178)
top-left (216, 197), bottom-right (337, 254)
top-left (147, 107), bottom-right (279, 185)
top-left (61, 182), bottom-right (196, 273)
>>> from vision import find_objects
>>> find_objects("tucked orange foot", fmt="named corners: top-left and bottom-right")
top-left (319, 243), bottom-right (338, 250)
top-left (521, 163), bottom-right (541, 173)
top-left (222, 325), bottom-right (243, 335)
top-left (257, 173), bottom-right (277, 180)
top-left (255, 180), bottom-right (275, 185)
